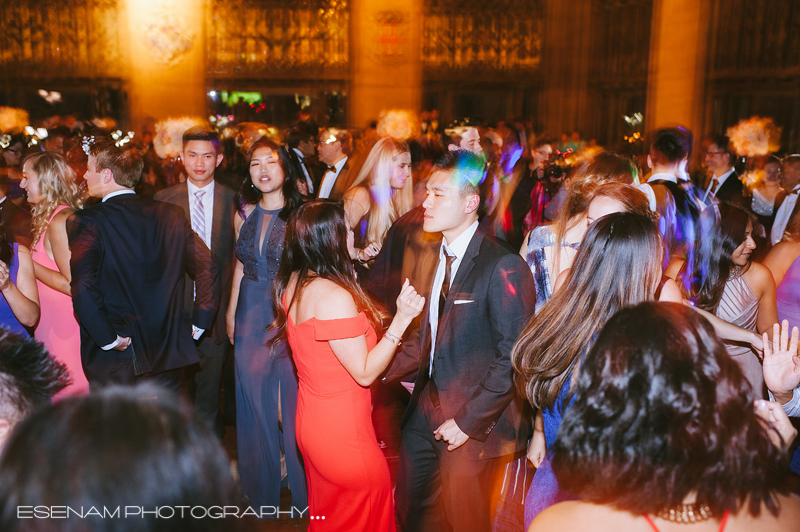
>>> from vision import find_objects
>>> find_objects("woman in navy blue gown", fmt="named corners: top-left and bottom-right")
top-left (226, 138), bottom-right (307, 515)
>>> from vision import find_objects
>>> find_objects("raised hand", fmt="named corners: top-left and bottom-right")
top-left (762, 320), bottom-right (800, 404)
top-left (754, 399), bottom-right (798, 451)
top-left (395, 279), bottom-right (425, 321)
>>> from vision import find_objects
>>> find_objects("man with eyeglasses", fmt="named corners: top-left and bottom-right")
top-left (315, 127), bottom-right (352, 201)
top-left (702, 135), bottom-right (746, 207)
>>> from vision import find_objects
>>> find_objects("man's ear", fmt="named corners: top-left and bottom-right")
top-left (0, 418), bottom-right (12, 451)
top-left (448, 144), bottom-right (458, 152)
top-left (646, 154), bottom-right (653, 170)
top-left (465, 193), bottom-right (480, 215)
top-left (102, 168), bottom-right (115, 185)
top-left (215, 153), bottom-right (224, 168)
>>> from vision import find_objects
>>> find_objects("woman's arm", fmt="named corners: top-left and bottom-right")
top-left (519, 230), bottom-right (530, 260)
top-left (762, 242), bottom-right (799, 287)
top-left (342, 186), bottom-right (370, 230)
top-left (33, 208), bottom-right (73, 296)
top-left (750, 262), bottom-right (779, 336)
top-left (226, 212), bottom-right (247, 345)
top-left (527, 409), bottom-right (546, 468)
top-left (327, 280), bottom-right (424, 387)
top-left (1, 246), bottom-right (40, 327)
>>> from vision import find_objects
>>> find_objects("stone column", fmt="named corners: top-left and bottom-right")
top-left (646, 0), bottom-right (711, 134)
top-left (121, 0), bottom-right (207, 133)
top-left (348, 0), bottom-right (423, 128)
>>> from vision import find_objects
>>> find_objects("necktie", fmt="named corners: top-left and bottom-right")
top-left (709, 178), bottom-right (719, 195)
top-left (438, 251), bottom-right (456, 319)
top-left (192, 190), bottom-right (207, 245)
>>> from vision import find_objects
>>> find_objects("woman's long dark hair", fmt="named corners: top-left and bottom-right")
top-left (234, 137), bottom-right (304, 221)
top-left (680, 202), bottom-right (755, 312)
top-left (512, 212), bottom-right (663, 410)
top-left (271, 202), bottom-right (386, 343)
top-left (553, 302), bottom-right (787, 518)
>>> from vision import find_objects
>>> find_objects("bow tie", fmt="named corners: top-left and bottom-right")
top-left (326, 166), bottom-right (336, 172)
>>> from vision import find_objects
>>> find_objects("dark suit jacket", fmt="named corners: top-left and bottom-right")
top-left (154, 181), bottom-right (236, 345)
top-left (67, 193), bottom-right (220, 383)
top-left (384, 225), bottom-right (535, 460)
top-left (316, 158), bottom-right (353, 201)
top-left (712, 171), bottom-right (747, 208)
top-left (0, 197), bottom-right (31, 247)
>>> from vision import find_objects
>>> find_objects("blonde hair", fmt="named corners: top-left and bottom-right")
top-left (24, 152), bottom-right (84, 248)
top-left (348, 137), bottom-right (413, 244)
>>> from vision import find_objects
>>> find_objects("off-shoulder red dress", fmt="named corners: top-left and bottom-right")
top-left (285, 300), bottom-right (395, 532)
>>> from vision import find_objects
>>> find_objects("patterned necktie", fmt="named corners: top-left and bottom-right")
top-left (438, 251), bottom-right (456, 320)
top-left (192, 190), bottom-right (207, 245)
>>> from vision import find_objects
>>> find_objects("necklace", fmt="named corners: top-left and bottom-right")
top-left (729, 265), bottom-right (745, 280)
top-left (656, 503), bottom-right (712, 524)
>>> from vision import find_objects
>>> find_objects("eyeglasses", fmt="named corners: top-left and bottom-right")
top-left (705, 151), bottom-right (727, 156)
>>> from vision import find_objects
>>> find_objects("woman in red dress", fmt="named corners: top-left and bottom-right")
top-left (273, 202), bottom-right (424, 531)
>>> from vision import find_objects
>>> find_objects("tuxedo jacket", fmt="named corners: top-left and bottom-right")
top-left (384, 225), bottom-right (535, 460)
top-left (154, 181), bottom-right (236, 345)
top-left (67, 193), bottom-right (220, 383)
top-left (316, 158), bottom-right (353, 201)
top-left (713, 171), bottom-right (747, 208)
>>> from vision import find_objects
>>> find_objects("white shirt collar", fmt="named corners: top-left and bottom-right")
top-left (442, 220), bottom-right (479, 261)
top-left (292, 147), bottom-right (305, 161)
top-left (647, 172), bottom-right (678, 184)
top-left (187, 179), bottom-right (215, 195)
top-left (102, 189), bottom-right (136, 202)
top-left (0, 196), bottom-right (7, 205)
top-left (332, 156), bottom-right (347, 174)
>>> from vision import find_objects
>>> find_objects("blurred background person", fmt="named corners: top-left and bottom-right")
top-left (0, 214), bottom-right (39, 337)
top-left (771, 155), bottom-right (800, 246)
top-left (530, 302), bottom-right (800, 532)
top-left (343, 137), bottom-right (414, 268)
top-left (752, 155), bottom-right (784, 236)
top-left (227, 138), bottom-right (307, 516)
top-left (0, 384), bottom-right (249, 532)
top-left (678, 203), bottom-right (777, 399)
top-left (0, 330), bottom-right (68, 451)
top-left (316, 127), bottom-right (352, 200)
top-left (20, 152), bottom-right (88, 399)
top-left (702, 134), bottom-right (747, 207)
top-left (764, 214), bottom-right (800, 329)
top-left (0, 134), bottom-right (26, 205)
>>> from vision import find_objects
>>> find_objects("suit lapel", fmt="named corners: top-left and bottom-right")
top-left (435, 226), bottom-right (483, 342)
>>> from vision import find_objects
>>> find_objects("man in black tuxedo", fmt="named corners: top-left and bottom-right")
top-left (384, 150), bottom-right (535, 532)
top-left (154, 128), bottom-right (235, 434)
top-left (0, 170), bottom-right (31, 247)
top-left (315, 127), bottom-right (352, 201)
top-left (702, 135), bottom-right (746, 208)
top-left (67, 138), bottom-right (220, 392)
top-left (286, 124), bottom-right (319, 196)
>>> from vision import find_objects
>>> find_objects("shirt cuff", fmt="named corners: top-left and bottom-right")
top-left (101, 336), bottom-right (121, 351)
top-left (769, 388), bottom-right (800, 417)
top-left (192, 325), bottom-right (205, 340)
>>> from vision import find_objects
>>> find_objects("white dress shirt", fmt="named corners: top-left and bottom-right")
top-left (102, 189), bottom-right (136, 202)
top-left (703, 167), bottom-right (735, 202)
top-left (771, 184), bottom-right (800, 245)
top-left (317, 157), bottom-right (347, 199)
top-left (187, 179), bottom-right (215, 248)
top-left (292, 148), bottom-right (315, 194)
top-left (770, 388), bottom-right (800, 417)
top-left (428, 220), bottom-right (479, 376)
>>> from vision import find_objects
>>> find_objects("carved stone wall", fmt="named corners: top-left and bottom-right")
top-left (205, 0), bottom-right (349, 80)
top-left (706, 0), bottom-right (800, 152)
top-left (0, 0), bottom-right (123, 79)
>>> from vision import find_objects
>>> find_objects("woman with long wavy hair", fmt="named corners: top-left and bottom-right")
top-left (20, 151), bottom-right (87, 399)
top-left (513, 212), bottom-right (666, 528)
top-left (273, 201), bottom-right (423, 532)
top-left (225, 137), bottom-right (307, 516)
top-left (343, 136), bottom-right (414, 265)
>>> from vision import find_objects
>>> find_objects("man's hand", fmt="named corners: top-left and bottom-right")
top-left (763, 320), bottom-right (800, 404)
top-left (433, 418), bottom-right (469, 451)
top-left (112, 336), bottom-right (132, 351)
top-left (755, 399), bottom-right (798, 451)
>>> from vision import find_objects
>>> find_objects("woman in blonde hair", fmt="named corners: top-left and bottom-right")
top-left (21, 151), bottom-right (88, 399)
top-left (343, 137), bottom-right (414, 265)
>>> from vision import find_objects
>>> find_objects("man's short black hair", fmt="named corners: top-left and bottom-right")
top-left (433, 149), bottom-right (489, 216)
top-left (0, 330), bottom-right (69, 427)
top-left (182, 126), bottom-right (221, 154)
top-left (650, 127), bottom-right (694, 164)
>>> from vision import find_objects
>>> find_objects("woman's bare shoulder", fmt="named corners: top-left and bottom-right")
top-left (297, 278), bottom-right (358, 322)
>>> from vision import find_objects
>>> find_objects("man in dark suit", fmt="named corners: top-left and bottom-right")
top-left (702, 135), bottom-right (747, 208)
top-left (154, 127), bottom-right (235, 434)
top-left (67, 138), bottom-right (220, 392)
top-left (771, 154), bottom-right (800, 245)
top-left (384, 150), bottom-right (535, 532)
top-left (0, 170), bottom-right (31, 247)
top-left (286, 124), bottom-right (319, 196)
top-left (315, 127), bottom-right (353, 200)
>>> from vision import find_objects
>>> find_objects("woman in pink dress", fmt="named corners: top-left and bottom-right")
top-left (21, 152), bottom-right (88, 399)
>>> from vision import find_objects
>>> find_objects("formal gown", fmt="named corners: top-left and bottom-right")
top-left (233, 204), bottom-right (307, 514)
top-left (0, 243), bottom-right (30, 338)
top-left (525, 226), bottom-right (579, 313)
top-left (285, 304), bottom-right (395, 532)
top-left (715, 271), bottom-right (764, 400)
top-left (31, 206), bottom-right (88, 400)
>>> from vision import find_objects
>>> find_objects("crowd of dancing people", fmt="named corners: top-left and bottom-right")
top-left (0, 116), bottom-right (800, 532)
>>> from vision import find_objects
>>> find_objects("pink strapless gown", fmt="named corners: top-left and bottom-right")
top-left (32, 205), bottom-right (88, 400)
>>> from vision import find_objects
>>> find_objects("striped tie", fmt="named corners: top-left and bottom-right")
top-left (192, 190), bottom-right (207, 245)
